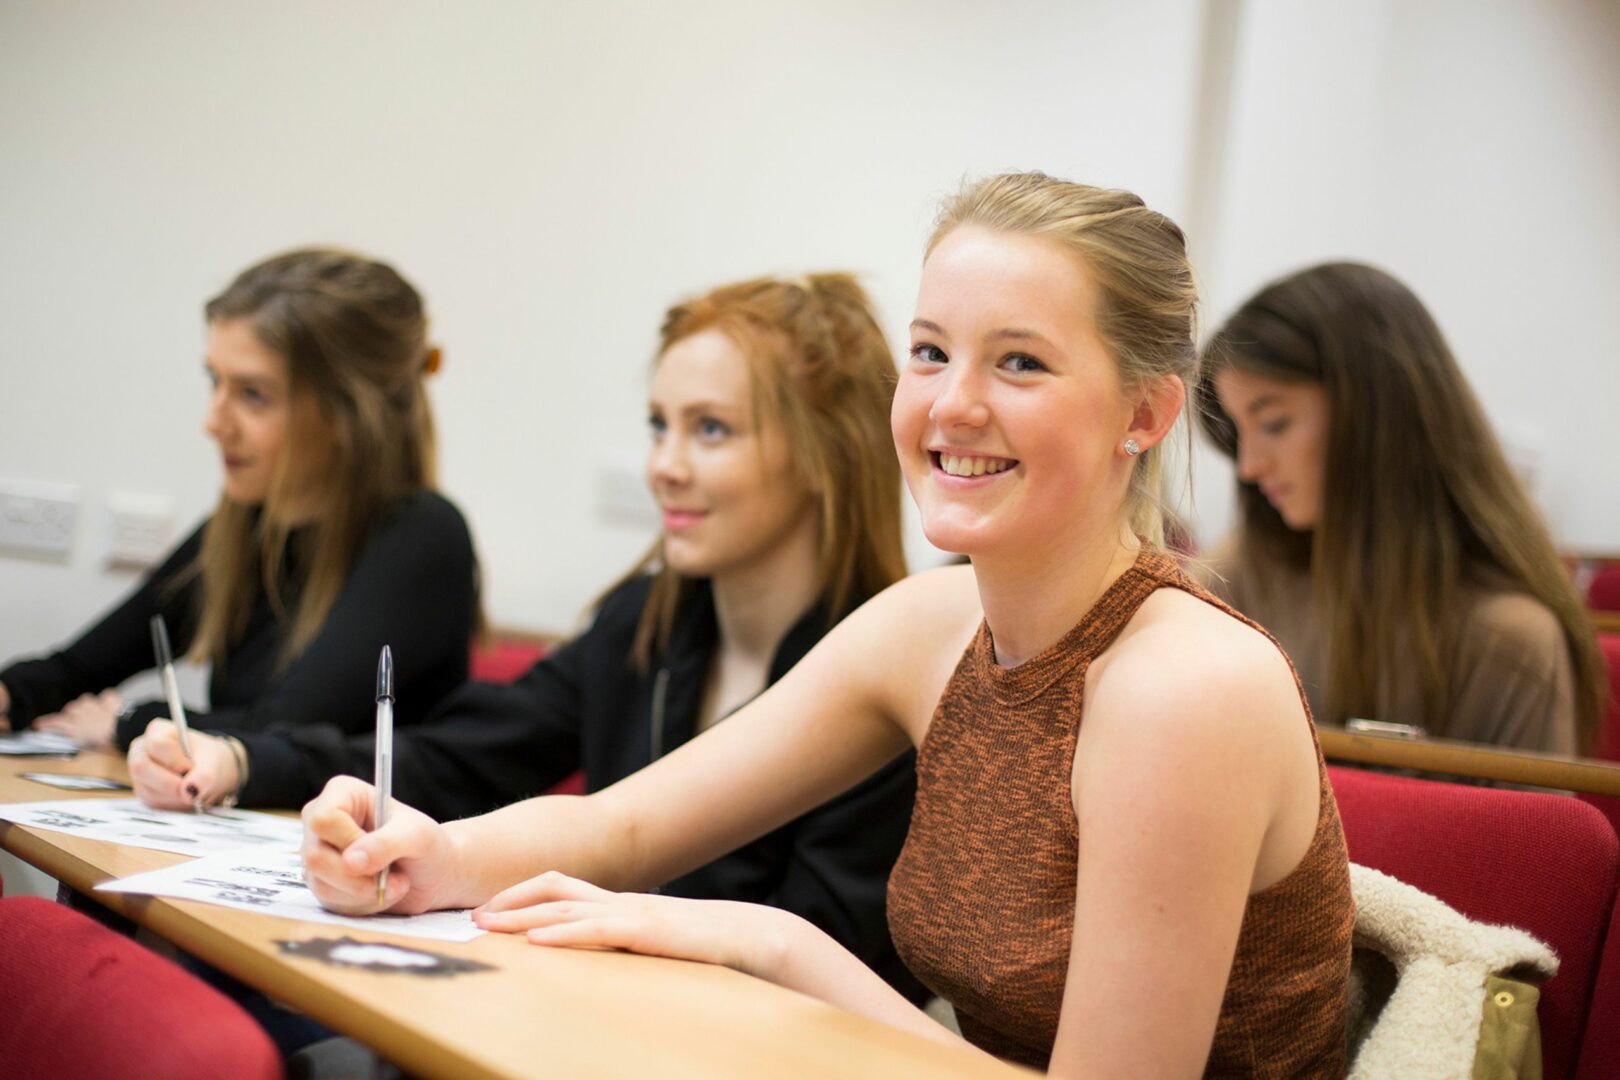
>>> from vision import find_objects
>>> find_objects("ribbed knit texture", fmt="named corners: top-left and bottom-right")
top-left (887, 550), bottom-right (1354, 1075)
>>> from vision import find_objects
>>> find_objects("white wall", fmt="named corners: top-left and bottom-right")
top-left (1192, 0), bottom-right (1620, 548)
top-left (0, 0), bottom-right (1204, 659)
top-left (1, 0), bottom-right (1616, 672)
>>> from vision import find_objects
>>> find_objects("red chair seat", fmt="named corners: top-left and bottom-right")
top-left (1329, 765), bottom-right (1619, 1079)
top-left (0, 896), bottom-right (283, 1079)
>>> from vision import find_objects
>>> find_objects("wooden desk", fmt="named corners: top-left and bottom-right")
top-left (1, 752), bottom-right (1023, 1079)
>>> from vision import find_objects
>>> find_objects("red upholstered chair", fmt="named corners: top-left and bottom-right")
top-left (0, 896), bottom-right (283, 1079)
top-left (470, 635), bottom-right (584, 796)
top-left (1581, 634), bottom-right (1620, 836)
top-left (1579, 896), bottom-right (1620, 1078)
top-left (1328, 765), bottom-right (1620, 1080)
top-left (1589, 634), bottom-right (1620, 762)
top-left (1589, 566), bottom-right (1620, 612)
top-left (470, 634), bottom-right (553, 683)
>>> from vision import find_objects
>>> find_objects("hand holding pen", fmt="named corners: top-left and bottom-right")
top-left (373, 644), bottom-right (394, 907)
top-left (150, 615), bottom-right (201, 813)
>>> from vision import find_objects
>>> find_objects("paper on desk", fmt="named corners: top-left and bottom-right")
top-left (97, 847), bottom-right (485, 943)
top-left (0, 797), bottom-right (302, 856)
top-left (0, 731), bottom-right (80, 756)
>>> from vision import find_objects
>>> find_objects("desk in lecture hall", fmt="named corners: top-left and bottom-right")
top-left (0, 750), bottom-right (1025, 1080)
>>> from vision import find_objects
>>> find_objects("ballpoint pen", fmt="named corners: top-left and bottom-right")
top-left (150, 615), bottom-right (201, 813)
top-left (374, 645), bottom-right (394, 907)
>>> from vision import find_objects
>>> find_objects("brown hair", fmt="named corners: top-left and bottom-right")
top-left (1196, 261), bottom-right (1604, 749)
top-left (620, 273), bottom-right (907, 669)
top-left (927, 171), bottom-right (1199, 547)
top-left (189, 247), bottom-right (444, 668)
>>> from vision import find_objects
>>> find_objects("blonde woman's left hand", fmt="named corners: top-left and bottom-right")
top-left (35, 689), bottom-right (122, 748)
top-left (472, 871), bottom-right (799, 981)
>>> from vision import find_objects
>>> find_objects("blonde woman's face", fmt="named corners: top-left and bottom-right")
top-left (892, 226), bottom-right (1136, 556)
top-left (645, 328), bottom-right (816, 581)
top-left (203, 318), bottom-right (290, 507)
top-left (1213, 367), bottom-right (1329, 531)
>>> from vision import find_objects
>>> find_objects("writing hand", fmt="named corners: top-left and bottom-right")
top-left (301, 775), bottom-right (456, 917)
top-left (129, 719), bottom-right (236, 809)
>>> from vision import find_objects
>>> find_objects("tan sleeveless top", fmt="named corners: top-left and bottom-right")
top-left (887, 551), bottom-right (1353, 1076)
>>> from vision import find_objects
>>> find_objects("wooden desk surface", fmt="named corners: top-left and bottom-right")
top-left (1, 752), bottom-right (1024, 1079)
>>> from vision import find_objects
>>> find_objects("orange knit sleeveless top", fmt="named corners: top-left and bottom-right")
top-left (887, 551), bottom-right (1353, 1075)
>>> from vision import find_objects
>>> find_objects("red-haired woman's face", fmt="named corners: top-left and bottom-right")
top-left (646, 328), bottom-right (816, 582)
top-left (203, 318), bottom-right (290, 507)
top-left (892, 226), bottom-right (1137, 557)
top-left (1213, 367), bottom-right (1329, 531)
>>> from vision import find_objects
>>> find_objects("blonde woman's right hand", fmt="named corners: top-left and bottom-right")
top-left (129, 720), bottom-right (235, 809)
top-left (301, 776), bottom-right (456, 917)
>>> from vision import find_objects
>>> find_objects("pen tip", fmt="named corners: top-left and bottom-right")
top-left (377, 644), bottom-right (394, 700)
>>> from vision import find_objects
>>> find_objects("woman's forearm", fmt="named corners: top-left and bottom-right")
top-left (441, 791), bottom-right (645, 907)
top-left (770, 916), bottom-right (968, 1051)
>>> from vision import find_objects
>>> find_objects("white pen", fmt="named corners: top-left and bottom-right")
top-left (373, 644), bottom-right (394, 907)
top-left (150, 615), bottom-right (201, 814)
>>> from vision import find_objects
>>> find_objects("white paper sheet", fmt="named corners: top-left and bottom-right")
top-left (97, 847), bottom-right (485, 943)
top-left (0, 731), bottom-right (80, 755)
top-left (0, 797), bottom-right (302, 856)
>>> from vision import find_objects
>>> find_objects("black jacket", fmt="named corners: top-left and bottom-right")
top-left (0, 492), bottom-right (478, 751)
top-left (235, 575), bottom-right (925, 1001)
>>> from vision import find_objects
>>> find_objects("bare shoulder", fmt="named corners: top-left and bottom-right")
top-left (1085, 587), bottom-right (1306, 756)
top-left (833, 564), bottom-right (982, 738)
top-left (1077, 587), bottom-right (1322, 894)
top-left (843, 562), bottom-right (981, 639)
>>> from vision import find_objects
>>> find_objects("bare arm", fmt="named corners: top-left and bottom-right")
top-left (456, 583), bottom-right (1322, 1077)
top-left (1046, 595), bottom-right (1320, 1078)
top-left (302, 573), bottom-right (964, 914)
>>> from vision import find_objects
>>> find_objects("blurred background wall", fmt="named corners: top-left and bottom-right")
top-left (1, 0), bottom-right (1616, 663)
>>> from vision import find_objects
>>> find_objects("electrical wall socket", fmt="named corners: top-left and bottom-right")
top-left (106, 492), bottom-right (176, 570)
top-left (0, 479), bottom-right (79, 561)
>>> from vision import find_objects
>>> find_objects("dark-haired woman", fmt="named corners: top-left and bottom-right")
top-left (1196, 261), bottom-right (1603, 753)
top-left (0, 248), bottom-right (479, 753)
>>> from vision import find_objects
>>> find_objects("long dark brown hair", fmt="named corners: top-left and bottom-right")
top-left (1196, 262), bottom-right (1603, 749)
top-left (616, 273), bottom-right (908, 670)
top-left (190, 248), bottom-right (445, 668)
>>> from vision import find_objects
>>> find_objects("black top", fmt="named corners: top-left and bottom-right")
top-left (0, 491), bottom-right (478, 751)
top-left (234, 575), bottom-right (926, 1001)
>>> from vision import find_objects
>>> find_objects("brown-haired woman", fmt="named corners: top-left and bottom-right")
top-left (0, 248), bottom-right (479, 758)
top-left (1196, 261), bottom-right (1603, 754)
top-left (301, 174), bottom-right (1354, 1077)
top-left (130, 273), bottom-right (924, 1001)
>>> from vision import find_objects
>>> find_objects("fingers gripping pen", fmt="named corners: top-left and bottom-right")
top-left (150, 615), bottom-right (200, 813)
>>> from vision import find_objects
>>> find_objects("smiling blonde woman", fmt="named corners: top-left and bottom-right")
top-left (301, 177), bottom-right (1353, 1078)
